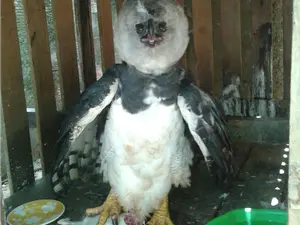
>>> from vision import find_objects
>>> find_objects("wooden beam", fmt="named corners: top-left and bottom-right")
top-left (288, 1), bottom-right (300, 224)
top-left (77, 0), bottom-right (96, 88)
top-left (271, 0), bottom-right (284, 100)
top-left (283, 0), bottom-right (293, 100)
top-left (22, 0), bottom-right (59, 173)
top-left (53, 0), bottom-right (80, 110)
top-left (177, 0), bottom-right (185, 6)
top-left (1, 0), bottom-right (34, 192)
top-left (97, 0), bottom-right (115, 70)
top-left (220, 0), bottom-right (242, 75)
top-left (116, 0), bottom-right (124, 13)
top-left (190, 0), bottom-right (214, 95)
top-left (239, 0), bottom-right (253, 99)
top-left (211, 0), bottom-right (222, 97)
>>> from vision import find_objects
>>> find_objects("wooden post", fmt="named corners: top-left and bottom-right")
top-left (116, 0), bottom-right (124, 13)
top-left (97, 0), bottom-right (115, 70)
top-left (53, 0), bottom-right (80, 110)
top-left (288, 0), bottom-right (300, 224)
top-left (77, 0), bottom-right (97, 88)
top-left (1, 0), bottom-right (35, 191)
top-left (191, 0), bottom-right (222, 94)
top-left (23, 0), bottom-right (59, 174)
top-left (272, 0), bottom-right (284, 100)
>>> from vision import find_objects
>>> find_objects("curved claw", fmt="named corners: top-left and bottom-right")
top-left (85, 191), bottom-right (121, 225)
top-left (112, 217), bottom-right (119, 225)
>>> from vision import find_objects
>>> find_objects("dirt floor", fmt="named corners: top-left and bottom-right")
top-left (3, 142), bottom-right (288, 225)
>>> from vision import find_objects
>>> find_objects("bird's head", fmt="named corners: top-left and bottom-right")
top-left (115, 0), bottom-right (189, 75)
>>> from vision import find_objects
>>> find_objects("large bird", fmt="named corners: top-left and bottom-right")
top-left (51, 0), bottom-right (234, 225)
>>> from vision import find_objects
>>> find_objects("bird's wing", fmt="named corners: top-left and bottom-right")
top-left (51, 66), bottom-right (119, 195)
top-left (177, 79), bottom-right (235, 185)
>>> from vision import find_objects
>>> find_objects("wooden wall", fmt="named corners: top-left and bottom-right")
top-left (1, 0), bottom-right (292, 194)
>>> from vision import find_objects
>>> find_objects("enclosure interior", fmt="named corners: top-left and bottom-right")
top-left (1, 0), bottom-right (291, 224)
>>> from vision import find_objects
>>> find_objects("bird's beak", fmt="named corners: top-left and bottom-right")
top-left (141, 19), bottom-right (163, 47)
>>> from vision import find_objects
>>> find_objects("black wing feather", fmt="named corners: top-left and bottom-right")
top-left (51, 66), bottom-right (120, 195)
top-left (178, 80), bottom-right (234, 185)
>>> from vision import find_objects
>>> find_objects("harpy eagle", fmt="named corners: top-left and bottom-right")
top-left (51, 0), bottom-right (234, 224)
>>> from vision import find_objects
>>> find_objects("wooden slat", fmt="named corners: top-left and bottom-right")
top-left (185, 0), bottom-right (197, 78)
top-left (77, 0), bottom-right (96, 88)
top-left (178, 0), bottom-right (188, 70)
top-left (22, 0), bottom-right (59, 173)
top-left (1, 0), bottom-right (34, 192)
top-left (283, 0), bottom-right (292, 100)
top-left (251, 0), bottom-right (272, 99)
top-left (190, 0), bottom-right (214, 95)
top-left (177, 0), bottom-right (185, 6)
top-left (271, 0), bottom-right (284, 100)
top-left (97, 0), bottom-right (115, 70)
top-left (239, 0), bottom-right (253, 99)
top-left (211, 0), bottom-right (222, 97)
top-left (220, 0), bottom-right (241, 74)
top-left (116, 0), bottom-right (124, 13)
top-left (251, 0), bottom-right (272, 30)
top-left (288, 1), bottom-right (300, 223)
top-left (53, 0), bottom-right (80, 110)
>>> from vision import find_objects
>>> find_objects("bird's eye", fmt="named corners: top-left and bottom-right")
top-left (135, 23), bottom-right (144, 34)
top-left (158, 22), bottom-right (167, 32)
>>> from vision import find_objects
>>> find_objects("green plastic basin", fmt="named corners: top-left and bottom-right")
top-left (206, 208), bottom-right (287, 225)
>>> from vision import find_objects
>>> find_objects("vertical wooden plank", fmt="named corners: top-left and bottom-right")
top-left (77, 0), bottom-right (96, 88)
top-left (240, 0), bottom-right (253, 99)
top-left (177, 0), bottom-right (185, 6)
top-left (116, 0), bottom-right (124, 13)
top-left (190, 0), bottom-right (214, 95)
top-left (53, 0), bottom-right (80, 110)
top-left (1, 0), bottom-right (34, 192)
top-left (289, 1), bottom-right (300, 223)
top-left (220, 0), bottom-right (242, 74)
top-left (283, 0), bottom-right (293, 100)
top-left (251, 0), bottom-right (272, 31)
top-left (211, 0), bottom-right (222, 97)
top-left (178, 0), bottom-right (188, 70)
top-left (185, 0), bottom-right (197, 78)
top-left (251, 0), bottom-right (272, 100)
top-left (22, 0), bottom-right (59, 173)
top-left (97, 0), bottom-right (115, 70)
top-left (271, 0), bottom-right (284, 100)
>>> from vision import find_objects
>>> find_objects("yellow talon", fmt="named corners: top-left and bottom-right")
top-left (86, 191), bottom-right (121, 225)
top-left (148, 196), bottom-right (174, 225)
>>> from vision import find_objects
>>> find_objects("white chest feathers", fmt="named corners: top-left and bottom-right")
top-left (99, 99), bottom-right (193, 221)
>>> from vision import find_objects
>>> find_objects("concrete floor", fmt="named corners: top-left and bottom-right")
top-left (4, 142), bottom-right (288, 225)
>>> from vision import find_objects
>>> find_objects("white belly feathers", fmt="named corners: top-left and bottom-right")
top-left (99, 98), bottom-right (193, 220)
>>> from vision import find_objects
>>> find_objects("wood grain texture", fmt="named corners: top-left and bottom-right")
top-left (190, 0), bottom-right (214, 95)
top-left (289, 0), bottom-right (300, 222)
top-left (1, 0), bottom-right (34, 192)
top-left (116, 0), bottom-right (124, 13)
top-left (240, 0), bottom-right (253, 99)
top-left (97, 0), bottom-right (115, 70)
top-left (22, 0), bottom-right (59, 173)
top-left (220, 0), bottom-right (242, 75)
top-left (211, 0), bottom-right (222, 97)
top-left (271, 0), bottom-right (284, 100)
top-left (77, 0), bottom-right (96, 88)
top-left (283, 0), bottom-right (292, 100)
top-left (53, 0), bottom-right (80, 110)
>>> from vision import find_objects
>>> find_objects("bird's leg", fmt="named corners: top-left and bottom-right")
top-left (148, 196), bottom-right (173, 225)
top-left (86, 191), bottom-right (121, 225)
